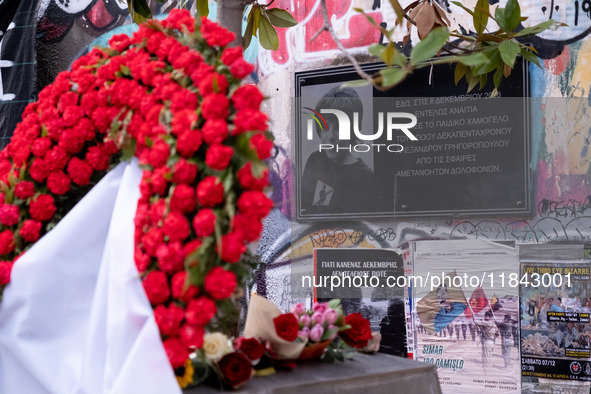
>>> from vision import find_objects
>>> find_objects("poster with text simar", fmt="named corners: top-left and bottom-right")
top-left (520, 262), bottom-right (591, 381)
top-left (412, 240), bottom-right (520, 393)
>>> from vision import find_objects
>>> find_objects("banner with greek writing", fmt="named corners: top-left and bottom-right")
top-left (520, 262), bottom-right (591, 381)
top-left (412, 240), bottom-right (520, 393)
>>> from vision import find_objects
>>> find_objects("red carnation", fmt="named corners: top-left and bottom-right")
top-left (150, 166), bottom-right (171, 196)
top-left (204, 267), bottom-right (236, 300)
top-left (172, 159), bottom-right (198, 185)
top-left (250, 134), bottom-right (273, 160)
top-left (163, 337), bottom-right (189, 369)
top-left (20, 220), bottom-right (42, 243)
top-left (30, 158), bottom-right (49, 182)
top-left (86, 145), bottom-right (111, 171)
top-left (67, 157), bottom-right (93, 186)
top-left (171, 271), bottom-right (199, 303)
top-left (179, 324), bottom-right (205, 348)
top-left (170, 184), bottom-right (197, 214)
top-left (201, 119), bottom-right (229, 145)
top-left (58, 127), bottom-right (86, 154)
top-left (205, 144), bottom-right (234, 171)
top-left (0, 261), bottom-right (12, 285)
top-left (217, 232), bottom-right (246, 263)
top-left (31, 138), bottom-right (52, 158)
top-left (177, 130), bottom-right (203, 158)
top-left (201, 94), bottom-right (229, 120)
top-left (217, 352), bottom-right (254, 389)
top-left (234, 337), bottom-right (265, 361)
top-left (230, 58), bottom-right (254, 79)
top-left (47, 171), bottom-right (71, 195)
top-left (273, 313), bottom-right (299, 342)
top-left (232, 85), bottom-right (264, 111)
top-left (185, 296), bottom-right (217, 325)
top-left (154, 303), bottom-right (184, 336)
top-left (192, 208), bottom-right (216, 238)
top-left (201, 17), bottom-right (236, 47)
top-left (0, 204), bottom-right (19, 226)
top-left (45, 146), bottom-right (70, 171)
top-left (220, 47), bottom-right (243, 66)
top-left (234, 109), bottom-right (268, 134)
top-left (339, 313), bottom-right (373, 348)
top-left (142, 270), bottom-right (170, 305)
top-left (171, 109), bottom-right (198, 136)
top-left (198, 73), bottom-right (228, 96)
top-left (237, 191), bottom-right (273, 220)
top-left (183, 239), bottom-right (203, 259)
top-left (14, 181), bottom-right (35, 200)
top-left (0, 230), bottom-right (15, 255)
top-left (196, 176), bottom-right (224, 207)
top-left (232, 213), bottom-right (263, 243)
top-left (29, 194), bottom-right (57, 222)
top-left (141, 227), bottom-right (164, 257)
top-left (145, 138), bottom-right (170, 168)
top-left (134, 248), bottom-right (151, 273)
top-left (237, 163), bottom-right (269, 190)
top-left (162, 211), bottom-right (191, 242)
top-left (156, 241), bottom-right (184, 274)
top-left (149, 199), bottom-right (167, 226)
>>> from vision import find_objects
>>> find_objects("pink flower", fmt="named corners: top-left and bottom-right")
top-left (298, 327), bottom-right (310, 340)
top-left (311, 311), bottom-right (324, 326)
top-left (326, 324), bottom-right (339, 341)
top-left (299, 314), bottom-right (311, 328)
top-left (313, 302), bottom-right (328, 314)
top-left (323, 308), bottom-right (338, 325)
top-left (291, 303), bottom-right (305, 316)
top-left (309, 324), bottom-right (324, 342)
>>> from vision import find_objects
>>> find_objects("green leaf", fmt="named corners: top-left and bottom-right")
top-left (493, 64), bottom-right (503, 88)
top-left (258, 15), bottom-right (280, 50)
top-left (520, 48), bottom-right (541, 68)
top-left (473, 48), bottom-right (501, 75)
top-left (128, 0), bottom-right (151, 24)
top-left (266, 8), bottom-right (297, 27)
top-left (196, 0), bottom-right (209, 17)
top-left (479, 73), bottom-right (487, 89)
top-left (465, 67), bottom-right (478, 92)
top-left (253, 6), bottom-right (261, 37)
top-left (515, 20), bottom-right (566, 37)
top-left (504, 0), bottom-right (521, 32)
top-left (192, 362), bottom-right (212, 386)
top-left (244, 8), bottom-right (255, 49)
top-left (410, 27), bottom-right (449, 66)
top-left (380, 67), bottom-right (408, 87)
top-left (334, 350), bottom-right (345, 362)
top-left (327, 299), bottom-right (341, 309)
top-left (498, 40), bottom-right (520, 68)
top-left (495, 7), bottom-right (508, 31)
top-left (382, 42), bottom-right (395, 66)
top-left (473, 0), bottom-right (489, 34)
top-left (457, 52), bottom-right (489, 66)
top-left (341, 79), bottom-right (372, 88)
top-left (338, 324), bottom-right (352, 332)
top-left (368, 43), bottom-right (384, 57)
top-left (454, 62), bottom-right (466, 85)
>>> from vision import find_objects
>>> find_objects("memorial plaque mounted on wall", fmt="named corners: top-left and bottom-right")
top-left (294, 59), bottom-right (530, 220)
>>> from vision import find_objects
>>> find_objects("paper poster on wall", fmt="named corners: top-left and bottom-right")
top-left (412, 240), bottom-right (520, 393)
top-left (520, 262), bottom-right (591, 381)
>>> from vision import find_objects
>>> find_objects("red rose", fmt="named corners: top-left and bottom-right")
top-left (217, 232), bottom-right (246, 263)
top-left (232, 213), bottom-right (263, 243)
top-left (201, 119), bottom-right (229, 145)
top-left (142, 270), bottom-right (170, 305)
top-left (273, 313), bottom-right (299, 342)
top-left (201, 94), bottom-right (229, 120)
top-left (237, 163), bottom-right (269, 190)
top-left (154, 303), bottom-right (184, 336)
top-left (230, 58), bottom-right (254, 79)
top-left (0, 261), bottom-right (12, 285)
top-left (234, 337), bottom-right (265, 361)
top-left (196, 176), bottom-right (224, 207)
top-left (204, 267), bottom-right (236, 300)
top-left (185, 296), bottom-right (217, 325)
top-left (172, 159), bottom-right (198, 184)
top-left (192, 208), bottom-right (216, 237)
top-left (141, 228), bottom-right (164, 257)
top-left (0, 230), bottom-right (15, 255)
top-left (179, 324), bottom-right (205, 348)
top-left (232, 85), bottom-right (264, 111)
top-left (20, 220), bottom-right (42, 242)
top-left (156, 242), bottom-right (184, 274)
top-left (30, 194), bottom-right (57, 222)
top-left (217, 352), bottom-right (253, 389)
top-left (163, 337), bottom-right (189, 368)
top-left (205, 144), bottom-right (234, 170)
top-left (250, 134), bottom-right (273, 160)
top-left (339, 313), bottom-right (373, 348)
top-left (220, 47), bottom-right (242, 66)
top-left (14, 181), bottom-right (35, 200)
top-left (198, 73), bottom-right (228, 96)
top-left (162, 211), bottom-right (191, 242)
top-left (171, 271), bottom-right (199, 303)
top-left (237, 191), bottom-right (273, 220)
top-left (0, 204), bottom-right (19, 226)
top-left (170, 184), bottom-right (196, 214)
top-left (67, 157), bottom-right (93, 186)
top-left (47, 171), bottom-right (71, 195)
top-left (176, 130), bottom-right (203, 158)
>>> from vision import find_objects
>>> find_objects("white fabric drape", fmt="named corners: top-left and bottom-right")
top-left (0, 160), bottom-right (180, 394)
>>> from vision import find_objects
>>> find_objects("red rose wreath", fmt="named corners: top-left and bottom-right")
top-left (0, 9), bottom-right (274, 380)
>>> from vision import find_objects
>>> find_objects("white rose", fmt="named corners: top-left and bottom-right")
top-left (203, 332), bottom-right (231, 362)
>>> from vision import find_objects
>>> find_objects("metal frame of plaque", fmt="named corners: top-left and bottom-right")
top-left (294, 60), bottom-right (530, 220)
